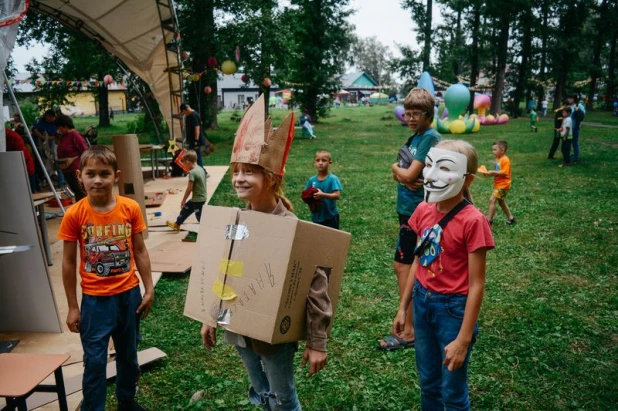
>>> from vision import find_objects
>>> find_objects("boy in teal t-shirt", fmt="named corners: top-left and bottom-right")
top-left (303, 150), bottom-right (342, 229)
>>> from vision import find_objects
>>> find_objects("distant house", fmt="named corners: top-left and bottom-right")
top-left (341, 72), bottom-right (379, 103)
top-left (8, 72), bottom-right (128, 117)
top-left (217, 74), bottom-right (279, 109)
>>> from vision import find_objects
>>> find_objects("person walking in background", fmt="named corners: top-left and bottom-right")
top-left (302, 150), bottom-right (342, 229)
top-left (567, 94), bottom-right (586, 164)
top-left (548, 102), bottom-right (566, 160)
top-left (529, 108), bottom-right (539, 132)
top-left (541, 99), bottom-right (548, 117)
top-left (180, 102), bottom-right (209, 173)
top-left (485, 140), bottom-right (515, 225)
top-left (559, 106), bottom-right (573, 168)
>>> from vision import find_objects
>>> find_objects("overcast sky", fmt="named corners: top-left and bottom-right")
top-left (11, 0), bottom-right (438, 72)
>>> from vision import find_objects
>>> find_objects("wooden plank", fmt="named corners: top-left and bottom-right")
top-left (27, 347), bottom-right (167, 410)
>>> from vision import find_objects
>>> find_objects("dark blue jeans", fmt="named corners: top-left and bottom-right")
top-left (317, 214), bottom-right (340, 230)
top-left (80, 286), bottom-right (142, 411)
top-left (413, 282), bottom-right (477, 411)
top-left (175, 200), bottom-right (205, 225)
top-left (572, 126), bottom-right (580, 162)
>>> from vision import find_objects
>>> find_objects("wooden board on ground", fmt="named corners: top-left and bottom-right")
top-left (27, 347), bottom-right (167, 410)
top-left (148, 241), bottom-right (196, 273)
top-left (144, 191), bottom-right (167, 207)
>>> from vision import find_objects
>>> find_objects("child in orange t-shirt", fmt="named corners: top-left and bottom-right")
top-left (485, 140), bottom-right (515, 225)
top-left (57, 145), bottom-right (154, 411)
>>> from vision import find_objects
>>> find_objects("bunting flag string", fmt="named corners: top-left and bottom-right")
top-left (8, 77), bottom-right (127, 88)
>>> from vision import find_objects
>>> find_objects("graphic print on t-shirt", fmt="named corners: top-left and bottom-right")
top-left (81, 221), bottom-right (133, 277)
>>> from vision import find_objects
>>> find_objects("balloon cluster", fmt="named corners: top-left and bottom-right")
top-left (436, 84), bottom-right (478, 134)
top-left (473, 94), bottom-right (509, 125)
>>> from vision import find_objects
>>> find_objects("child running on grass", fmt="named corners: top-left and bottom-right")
top-left (58, 146), bottom-right (154, 411)
top-left (486, 140), bottom-right (515, 225)
top-left (379, 87), bottom-right (442, 351)
top-left (393, 139), bottom-right (494, 410)
top-left (302, 149), bottom-right (343, 229)
top-left (529, 108), bottom-right (539, 132)
top-left (166, 149), bottom-right (207, 235)
top-left (201, 98), bottom-right (331, 409)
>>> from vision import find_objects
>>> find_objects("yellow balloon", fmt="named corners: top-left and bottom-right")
top-left (469, 113), bottom-right (478, 119)
top-left (450, 119), bottom-right (466, 134)
top-left (221, 60), bottom-right (237, 75)
top-left (472, 119), bottom-right (481, 132)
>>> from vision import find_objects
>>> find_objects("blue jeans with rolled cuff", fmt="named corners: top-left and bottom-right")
top-left (413, 282), bottom-right (478, 411)
top-left (236, 342), bottom-right (301, 411)
top-left (80, 286), bottom-right (142, 411)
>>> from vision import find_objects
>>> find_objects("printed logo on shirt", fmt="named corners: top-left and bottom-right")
top-left (81, 222), bottom-right (133, 277)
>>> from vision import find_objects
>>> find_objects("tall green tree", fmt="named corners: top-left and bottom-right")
top-left (283, 0), bottom-right (354, 121)
top-left (16, 11), bottom-right (119, 126)
top-left (351, 36), bottom-right (394, 87)
top-left (402, 0), bottom-right (433, 71)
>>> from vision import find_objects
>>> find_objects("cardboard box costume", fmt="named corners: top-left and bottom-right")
top-left (184, 94), bottom-right (351, 344)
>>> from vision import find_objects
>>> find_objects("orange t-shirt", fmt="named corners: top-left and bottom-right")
top-left (493, 155), bottom-right (512, 190)
top-left (57, 195), bottom-right (147, 296)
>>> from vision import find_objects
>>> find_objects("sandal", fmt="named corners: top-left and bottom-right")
top-left (378, 334), bottom-right (415, 351)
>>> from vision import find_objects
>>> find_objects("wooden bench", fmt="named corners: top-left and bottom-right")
top-left (0, 353), bottom-right (70, 410)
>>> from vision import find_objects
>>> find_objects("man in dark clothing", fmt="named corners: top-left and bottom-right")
top-left (180, 103), bottom-right (208, 171)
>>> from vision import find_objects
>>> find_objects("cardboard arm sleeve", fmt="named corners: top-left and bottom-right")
top-left (305, 267), bottom-right (332, 352)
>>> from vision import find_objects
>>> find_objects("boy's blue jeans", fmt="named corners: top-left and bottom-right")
top-left (175, 200), bottom-right (205, 225)
top-left (413, 282), bottom-right (478, 411)
top-left (236, 342), bottom-right (301, 411)
top-left (80, 286), bottom-right (142, 411)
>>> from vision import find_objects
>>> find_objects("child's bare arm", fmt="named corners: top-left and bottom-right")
top-left (62, 241), bottom-right (80, 332)
top-left (181, 181), bottom-right (194, 207)
top-left (133, 232), bottom-right (155, 318)
top-left (313, 189), bottom-right (340, 200)
top-left (443, 248), bottom-right (487, 371)
top-left (393, 257), bottom-right (419, 336)
top-left (392, 159), bottom-right (425, 185)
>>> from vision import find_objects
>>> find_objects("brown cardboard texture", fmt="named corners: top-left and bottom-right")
top-left (184, 206), bottom-right (351, 344)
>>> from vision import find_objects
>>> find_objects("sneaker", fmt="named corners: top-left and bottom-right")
top-left (117, 399), bottom-right (147, 411)
top-left (166, 221), bottom-right (180, 232)
top-left (506, 216), bottom-right (516, 225)
top-left (182, 231), bottom-right (198, 242)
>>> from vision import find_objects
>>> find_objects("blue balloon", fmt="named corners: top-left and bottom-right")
top-left (417, 72), bottom-right (436, 96)
top-left (613, 101), bottom-right (618, 108)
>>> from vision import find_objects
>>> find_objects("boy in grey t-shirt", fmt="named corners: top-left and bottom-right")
top-left (167, 150), bottom-right (207, 234)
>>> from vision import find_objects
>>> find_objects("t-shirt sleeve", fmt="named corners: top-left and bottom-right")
top-left (465, 213), bottom-right (495, 253)
top-left (57, 209), bottom-right (80, 242)
top-left (131, 202), bottom-right (147, 234)
top-left (500, 157), bottom-right (511, 177)
top-left (74, 132), bottom-right (89, 153)
top-left (304, 178), bottom-right (312, 190)
top-left (188, 170), bottom-right (196, 182)
top-left (413, 131), bottom-right (440, 162)
top-left (331, 176), bottom-right (343, 192)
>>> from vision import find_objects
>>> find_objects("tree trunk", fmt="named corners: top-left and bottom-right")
top-left (422, 0), bottom-right (433, 71)
top-left (490, 16), bottom-right (510, 115)
top-left (538, 0), bottom-right (549, 109)
top-left (467, 1), bottom-right (481, 114)
top-left (607, 28), bottom-right (617, 107)
top-left (588, 0), bottom-right (609, 111)
top-left (98, 86), bottom-right (110, 127)
top-left (513, 10), bottom-right (532, 117)
top-left (203, 0), bottom-right (218, 129)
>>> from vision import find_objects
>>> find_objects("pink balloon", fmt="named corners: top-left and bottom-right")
top-left (103, 74), bottom-right (113, 86)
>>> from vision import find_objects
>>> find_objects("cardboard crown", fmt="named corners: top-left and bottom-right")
top-left (231, 94), bottom-right (295, 175)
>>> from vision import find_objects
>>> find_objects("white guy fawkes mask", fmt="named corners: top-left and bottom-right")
top-left (423, 147), bottom-right (468, 203)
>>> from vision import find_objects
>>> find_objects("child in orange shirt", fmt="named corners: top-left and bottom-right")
top-left (57, 146), bottom-right (154, 411)
top-left (486, 140), bottom-right (515, 225)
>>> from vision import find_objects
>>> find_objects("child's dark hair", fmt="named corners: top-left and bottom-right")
top-left (80, 145), bottom-right (118, 172)
top-left (493, 140), bottom-right (508, 152)
top-left (562, 106), bottom-right (572, 115)
top-left (315, 149), bottom-right (332, 161)
top-left (54, 114), bottom-right (75, 129)
top-left (404, 88), bottom-right (435, 122)
top-left (43, 109), bottom-right (56, 118)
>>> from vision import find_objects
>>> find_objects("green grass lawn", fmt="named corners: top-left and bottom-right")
top-left (106, 106), bottom-right (618, 410)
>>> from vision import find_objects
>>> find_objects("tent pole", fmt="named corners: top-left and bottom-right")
top-left (3, 72), bottom-right (66, 215)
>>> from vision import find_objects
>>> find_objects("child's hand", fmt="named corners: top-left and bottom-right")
top-left (301, 348), bottom-right (327, 377)
top-left (443, 338), bottom-right (470, 371)
top-left (66, 307), bottom-right (80, 333)
top-left (181, 200), bottom-right (186, 209)
top-left (405, 177), bottom-right (424, 191)
top-left (313, 188), bottom-right (325, 199)
top-left (201, 324), bottom-right (217, 349)
top-left (392, 307), bottom-right (407, 336)
top-left (137, 290), bottom-right (155, 319)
